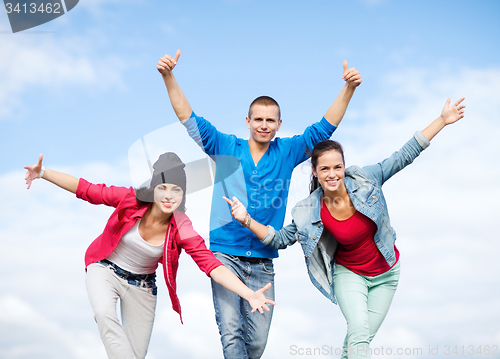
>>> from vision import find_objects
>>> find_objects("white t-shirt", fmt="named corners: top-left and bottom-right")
top-left (107, 219), bottom-right (165, 274)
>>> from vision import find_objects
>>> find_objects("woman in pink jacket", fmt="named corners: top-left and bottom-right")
top-left (24, 152), bottom-right (274, 359)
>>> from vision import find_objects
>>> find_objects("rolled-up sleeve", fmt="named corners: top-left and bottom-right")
top-left (414, 130), bottom-right (431, 150)
top-left (363, 131), bottom-right (430, 185)
top-left (261, 222), bottom-right (298, 249)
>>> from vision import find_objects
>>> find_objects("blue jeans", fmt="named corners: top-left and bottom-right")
top-left (211, 252), bottom-right (275, 359)
top-left (333, 262), bottom-right (400, 359)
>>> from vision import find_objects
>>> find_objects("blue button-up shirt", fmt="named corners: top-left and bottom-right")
top-left (183, 112), bottom-right (336, 258)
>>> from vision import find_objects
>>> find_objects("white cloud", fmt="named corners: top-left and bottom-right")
top-left (1, 64), bottom-right (499, 358)
top-left (255, 64), bottom-right (500, 357)
top-left (0, 295), bottom-right (106, 359)
top-left (0, 35), bottom-right (127, 120)
top-left (0, 163), bottom-right (128, 359)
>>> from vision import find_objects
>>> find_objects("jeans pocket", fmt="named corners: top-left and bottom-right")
top-left (260, 260), bottom-right (275, 275)
top-left (138, 284), bottom-right (158, 296)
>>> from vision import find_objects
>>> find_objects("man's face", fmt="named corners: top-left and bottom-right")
top-left (246, 104), bottom-right (282, 145)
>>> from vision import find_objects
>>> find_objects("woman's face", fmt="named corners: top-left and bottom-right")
top-left (312, 150), bottom-right (345, 194)
top-left (153, 183), bottom-right (184, 215)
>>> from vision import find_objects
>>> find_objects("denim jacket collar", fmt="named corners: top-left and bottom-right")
top-left (345, 166), bottom-right (362, 193)
top-left (307, 173), bottom-right (361, 223)
top-left (308, 187), bottom-right (323, 224)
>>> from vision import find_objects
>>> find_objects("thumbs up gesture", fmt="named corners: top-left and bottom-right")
top-left (341, 60), bottom-right (362, 88)
top-left (157, 49), bottom-right (181, 76)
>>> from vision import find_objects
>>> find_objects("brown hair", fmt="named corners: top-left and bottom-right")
top-left (248, 96), bottom-right (281, 119)
top-left (309, 140), bottom-right (345, 194)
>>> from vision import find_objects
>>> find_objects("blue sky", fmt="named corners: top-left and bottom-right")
top-left (3, 0), bottom-right (499, 173)
top-left (1, 1), bottom-right (500, 358)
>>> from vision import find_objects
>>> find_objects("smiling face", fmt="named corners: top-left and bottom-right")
top-left (153, 183), bottom-right (184, 215)
top-left (246, 104), bottom-right (282, 145)
top-left (312, 149), bottom-right (346, 195)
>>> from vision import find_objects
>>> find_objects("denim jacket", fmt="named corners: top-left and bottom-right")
top-left (262, 132), bottom-right (430, 303)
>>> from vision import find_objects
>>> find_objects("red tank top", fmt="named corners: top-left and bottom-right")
top-left (321, 200), bottom-right (399, 276)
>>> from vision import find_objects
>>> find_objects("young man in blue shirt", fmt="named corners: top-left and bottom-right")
top-left (157, 49), bottom-right (362, 359)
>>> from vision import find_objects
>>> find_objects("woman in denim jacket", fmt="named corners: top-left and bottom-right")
top-left (24, 152), bottom-right (274, 359)
top-left (224, 97), bottom-right (465, 359)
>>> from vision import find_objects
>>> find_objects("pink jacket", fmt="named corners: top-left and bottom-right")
top-left (76, 178), bottom-right (222, 323)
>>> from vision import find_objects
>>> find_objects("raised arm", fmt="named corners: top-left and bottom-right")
top-left (24, 154), bottom-right (79, 193)
top-left (209, 266), bottom-right (275, 314)
top-left (157, 49), bottom-right (193, 122)
top-left (421, 97), bottom-right (465, 141)
top-left (362, 97), bottom-right (466, 185)
top-left (323, 60), bottom-right (362, 127)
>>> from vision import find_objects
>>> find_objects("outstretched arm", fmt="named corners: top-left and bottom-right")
top-left (362, 97), bottom-right (466, 185)
top-left (323, 60), bottom-right (362, 127)
top-left (24, 154), bottom-right (79, 193)
top-left (209, 266), bottom-right (275, 314)
top-left (157, 49), bottom-right (193, 122)
top-left (421, 97), bottom-right (466, 141)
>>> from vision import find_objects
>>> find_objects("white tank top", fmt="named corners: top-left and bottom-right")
top-left (106, 219), bottom-right (165, 274)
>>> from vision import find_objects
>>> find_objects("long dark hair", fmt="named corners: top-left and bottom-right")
top-left (309, 140), bottom-right (345, 194)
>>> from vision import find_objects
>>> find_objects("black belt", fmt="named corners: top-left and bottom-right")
top-left (237, 256), bottom-right (268, 264)
top-left (100, 259), bottom-right (156, 281)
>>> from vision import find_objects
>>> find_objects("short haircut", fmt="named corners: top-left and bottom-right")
top-left (248, 96), bottom-right (281, 119)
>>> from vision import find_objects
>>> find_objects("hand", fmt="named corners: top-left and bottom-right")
top-left (24, 153), bottom-right (43, 189)
top-left (223, 196), bottom-right (248, 223)
top-left (157, 49), bottom-right (181, 76)
top-left (248, 283), bottom-right (276, 314)
top-left (341, 60), bottom-right (362, 88)
top-left (440, 97), bottom-right (465, 125)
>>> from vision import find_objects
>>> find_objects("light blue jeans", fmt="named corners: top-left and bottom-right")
top-left (211, 252), bottom-right (275, 359)
top-left (333, 262), bottom-right (400, 359)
